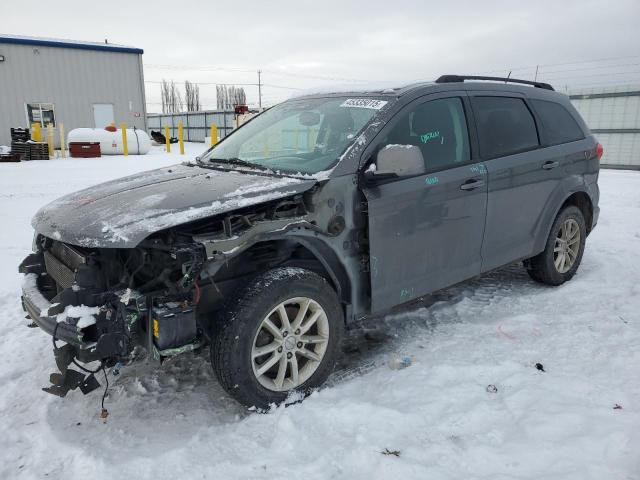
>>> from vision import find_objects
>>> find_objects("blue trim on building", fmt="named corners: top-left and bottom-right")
top-left (0, 36), bottom-right (143, 54)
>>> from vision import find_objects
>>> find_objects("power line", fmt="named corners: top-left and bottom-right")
top-left (145, 62), bottom-right (371, 83)
top-left (477, 54), bottom-right (640, 76)
top-left (536, 54), bottom-right (640, 69)
top-left (261, 69), bottom-right (369, 83)
top-left (144, 80), bottom-right (302, 90)
top-left (145, 63), bottom-right (256, 73)
top-left (541, 70), bottom-right (640, 82)
top-left (145, 53), bottom-right (640, 86)
top-left (539, 61), bottom-right (640, 76)
top-left (145, 80), bottom-right (258, 86)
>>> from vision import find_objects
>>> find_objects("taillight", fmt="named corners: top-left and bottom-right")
top-left (595, 143), bottom-right (604, 161)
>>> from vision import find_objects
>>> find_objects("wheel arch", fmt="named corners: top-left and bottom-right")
top-left (210, 235), bottom-right (354, 314)
top-left (532, 187), bottom-right (594, 256)
top-left (287, 236), bottom-right (353, 305)
top-left (560, 191), bottom-right (594, 234)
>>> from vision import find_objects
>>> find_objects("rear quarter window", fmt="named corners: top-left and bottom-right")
top-left (530, 99), bottom-right (585, 146)
top-left (471, 96), bottom-right (540, 159)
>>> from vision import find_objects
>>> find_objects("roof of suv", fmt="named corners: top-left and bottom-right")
top-left (292, 75), bottom-right (565, 102)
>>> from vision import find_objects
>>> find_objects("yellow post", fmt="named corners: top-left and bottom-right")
top-left (120, 123), bottom-right (129, 156)
top-left (210, 124), bottom-right (218, 147)
top-left (32, 123), bottom-right (42, 142)
top-left (178, 121), bottom-right (185, 155)
top-left (164, 126), bottom-right (171, 153)
top-left (59, 123), bottom-right (66, 158)
top-left (46, 123), bottom-right (54, 158)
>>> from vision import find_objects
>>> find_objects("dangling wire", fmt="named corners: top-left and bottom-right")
top-left (101, 364), bottom-right (109, 410)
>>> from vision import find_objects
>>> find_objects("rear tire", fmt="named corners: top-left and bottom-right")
top-left (211, 267), bottom-right (343, 409)
top-left (526, 205), bottom-right (586, 286)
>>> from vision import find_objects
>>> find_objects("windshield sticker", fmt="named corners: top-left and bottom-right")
top-left (340, 98), bottom-right (388, 110)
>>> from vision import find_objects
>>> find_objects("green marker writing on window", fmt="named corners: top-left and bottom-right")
top-left (420, 131), bottom-right (440, 143)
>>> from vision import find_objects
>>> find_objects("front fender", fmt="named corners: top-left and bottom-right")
top-left (198, 228), bottom-right (363, 322)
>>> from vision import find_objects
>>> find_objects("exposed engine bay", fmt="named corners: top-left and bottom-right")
top-left (18, 190), bottom-right (342, 398)
top-left (20, 235), bottom-right (205, 397)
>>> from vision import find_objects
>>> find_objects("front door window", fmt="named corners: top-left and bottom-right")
top-left (381, 97), bottom-right (470, 172)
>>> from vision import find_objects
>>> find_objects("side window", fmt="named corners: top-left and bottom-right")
top-left (531, 99), bottom-right (585, 146)
top-left (471, 97), bottom-right (539, 158)
top-left (382, 97), bottom-right (470, 171)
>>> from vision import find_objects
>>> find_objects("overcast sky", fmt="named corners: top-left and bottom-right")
top-left (3, 0), bottom-right (640, 110)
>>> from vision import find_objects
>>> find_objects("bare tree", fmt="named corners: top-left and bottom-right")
top-left (216, 85), bottom-right (228, 110)
top-left (184, 80), bottom-right (201, 112)
top-left (160, 80), bottom-right (183, 113)
top-left (230, 86), bottom-right (247, 107)
top-left (216, 85), bottom-right (247, 110)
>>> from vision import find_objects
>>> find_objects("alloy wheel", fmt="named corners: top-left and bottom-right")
top-left (251, 297), bottom-right (329, 392)
top-left (554, 218), bottom-right (581, 273)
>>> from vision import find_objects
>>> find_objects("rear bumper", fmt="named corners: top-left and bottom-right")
top-left (21, 273), bottom-right (95, 349)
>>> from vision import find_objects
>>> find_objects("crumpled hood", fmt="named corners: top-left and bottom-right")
top-left (32, 163), bottom-right (316, 248)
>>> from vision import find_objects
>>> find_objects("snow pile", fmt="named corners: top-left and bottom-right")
top-left (21, 273), bottom-right (51, 315)
top-left (0, 146), bottom-right (638, 479)
top-left (56, 305), bottom-right (100, 328)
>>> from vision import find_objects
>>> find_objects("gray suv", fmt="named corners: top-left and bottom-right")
top-left (20, 75), bottom-right (601, 408)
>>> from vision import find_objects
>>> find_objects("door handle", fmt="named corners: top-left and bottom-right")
top-left (460, 179), bottom-right (485, 191)
top-left (542, 161), bottom-right (559, 170)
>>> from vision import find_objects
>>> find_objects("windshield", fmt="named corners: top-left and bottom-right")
top-left (200, 97), bottom-right (386, 174)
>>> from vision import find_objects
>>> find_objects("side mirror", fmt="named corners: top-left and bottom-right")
top-left (364, 144), bottom-right (425, 185)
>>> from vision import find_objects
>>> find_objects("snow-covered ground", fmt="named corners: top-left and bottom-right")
top-left (0, 146), bottom-right (638, 479)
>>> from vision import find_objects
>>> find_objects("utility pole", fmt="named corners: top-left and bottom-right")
top-left (257, 69), bottom-right (262, 110)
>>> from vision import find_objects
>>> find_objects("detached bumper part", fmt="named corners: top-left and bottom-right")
top-left (21, 273), bottom-right (91, 349)
top-left (41, 343), bottom-right (101, 397)
top-left (20, 273), bottom-right (105, 397)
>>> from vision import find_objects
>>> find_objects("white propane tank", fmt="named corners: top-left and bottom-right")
top-left (68, 127), bottom-right (151, 155)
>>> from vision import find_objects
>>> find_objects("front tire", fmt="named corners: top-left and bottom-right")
top-left (212, 267), bottom-right (343, 409)
top-left (526, 205), bottom-right (587, 286)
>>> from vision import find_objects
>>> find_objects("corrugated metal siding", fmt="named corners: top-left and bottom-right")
top-left (0, 43), bottom-right (146, 146)
top-left (147, 111), bottom-right (236, 143)
top-left (570, 85), bottom-right (640, 169)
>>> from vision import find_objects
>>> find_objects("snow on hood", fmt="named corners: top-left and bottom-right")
top-left (32, 164), bottom-right (316, 248)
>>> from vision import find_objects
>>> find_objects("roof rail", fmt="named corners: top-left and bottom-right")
top-left (435, 74), bottom-right (554, 91)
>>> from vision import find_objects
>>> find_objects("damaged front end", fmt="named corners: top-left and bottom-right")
top-left (20, 235), bottom-right (205, 397)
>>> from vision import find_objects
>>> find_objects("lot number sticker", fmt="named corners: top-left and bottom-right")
top-left (340, 98), bottom-right (388, 110)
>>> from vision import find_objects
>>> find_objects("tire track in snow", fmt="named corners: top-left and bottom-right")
top-left (330, 263), bottom-right (534, 385)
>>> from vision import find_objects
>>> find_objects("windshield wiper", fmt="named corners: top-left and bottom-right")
top-left (207, 157), bottom-right (269, 170)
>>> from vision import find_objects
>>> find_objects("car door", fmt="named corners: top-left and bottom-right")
top-left (363, 93), bottom-right (488, 313)
top-left (469, 93), bottom-right (564, 272)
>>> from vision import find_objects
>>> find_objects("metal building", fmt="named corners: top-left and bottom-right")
top-left (569, 85), bottom-right (640, 170)
top-left (0, 35), bottom-right (146, 146)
